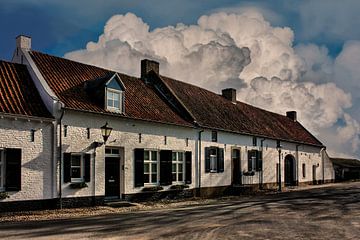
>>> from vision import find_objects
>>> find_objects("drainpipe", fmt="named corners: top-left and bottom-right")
top-left (58, 109), bottom-right (65, 209)
top-left (321, 147), bottom-right (326, 184)
top-left (260, 138), bottom-right (265, 189)
top-left (296, 144), bottom-right (301, 186)
top-left (198, 129), bottom-right (204, 197)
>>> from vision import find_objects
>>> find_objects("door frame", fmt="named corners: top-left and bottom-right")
top-left (284, 154), bottom-right (296, 186)
top-left (231, 147), bottom-right (241, 185)
top-left (104, 147), bottom-right (123, 199)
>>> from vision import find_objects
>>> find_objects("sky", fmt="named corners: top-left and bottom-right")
top-left (1, 0), bottom-right (360, 158)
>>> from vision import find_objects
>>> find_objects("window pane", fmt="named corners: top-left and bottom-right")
top-left (144, 151), bottom-right (149, 160)
top-left (178, 173), bottom-right (183, 181)
top-left (151, 151), bottom-right (157, 161)
top-left (172, 152), bottom-right (176, 161)
top-left (144, 163), bottom-right (149, 173)
top-left (112, 149), bottom-right (119, 154)
top-left (71, 155), bottom-right (81, 166)
top-left (114, 100), bottom-right (119, 108)
top-left (152, 163), bottom-right (157, 173)
top-left (107, 99), bottom-right (113, 107)
top-left (113, 92), bottom-right (120, 100)
top-left (172, 173), bottom-right (176, 181)
top-left (178, 163), bottom-right (183, 171)
top-left (172, 163), bottom-right (176, 172)
top-left (105, 148), bottom-right (111, 154)
top-left (151, 174), bottom-right (157, 183)
top-left (107, 91), bottom-right (113, 100)
top-left (144, 174), bottom-right (149, 183)
top-left (71, 168), bottom-right (81, 178)
top-left (178, 152), bottom-right (183, 161)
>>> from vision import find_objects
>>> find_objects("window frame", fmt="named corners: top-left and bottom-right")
top-left (70, 153), bottom-right (84, 183)
top-left (143, 150), bottom-right (159, 185)
top-left (0, 149), bottom-right (5, 191)
top-left (106, 88), bottom-right (123, 112)
top-left (211, 131), bottom-right (218, 142)
top-left (172, 151), bottom-right (185, 184)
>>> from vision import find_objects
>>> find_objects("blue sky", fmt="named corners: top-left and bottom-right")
top-left (1, 0), bottom-right (358, 60)
top-left (1, 0), bottom-right (360, 157)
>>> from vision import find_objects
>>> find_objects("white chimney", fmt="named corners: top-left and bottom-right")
top-left (16, 35), bottom-right (31, 50)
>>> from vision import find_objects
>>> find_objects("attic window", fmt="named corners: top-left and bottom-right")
top-left (105, 74), bottom-right (125, 113)
top-left (106, 89), bottom-right (122, 111)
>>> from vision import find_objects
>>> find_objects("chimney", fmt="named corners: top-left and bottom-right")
top-left (222, 88), bottom-right (236, 102)
top-left (286, 111), bottom-right (297, 121)
top-left (141, 59), bottom-right (159, 80)
top-left (16, 35), bottom-right (31, 50)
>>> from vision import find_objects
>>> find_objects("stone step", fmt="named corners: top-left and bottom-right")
top-left (104, 200), bottom-right (138, 208)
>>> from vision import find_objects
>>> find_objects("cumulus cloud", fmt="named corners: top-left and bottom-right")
top-left (65, 11), bottom-right (360, 157)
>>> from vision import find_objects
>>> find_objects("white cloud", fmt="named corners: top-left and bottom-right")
top-left (65, 11), bottom-right (360, 157)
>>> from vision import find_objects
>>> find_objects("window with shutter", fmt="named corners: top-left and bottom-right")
top-left (205, 147), bottom-right (211, 173)
top-left (171, 151), bottom-right (184, 184)
top-left (5, 148), bottom-right (22, 191)
top-left (143, 150), bottom-right (158, 185)
top-left (64, 153), bottom-right (90, 183)
top-left (217, 148), bottom-right (224, 173)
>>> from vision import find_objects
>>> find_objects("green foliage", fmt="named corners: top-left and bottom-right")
top-left (69, 182), bottom-right (88, 189)
top-left (142, 186), bottom-right (163, 192)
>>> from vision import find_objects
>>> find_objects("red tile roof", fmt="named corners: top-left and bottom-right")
top-left (161, 76), bottom-right (323, 146)
top-left (0, 60), bottom-right (51, 118)
top-left (29, 51), bottom-right (192, 127)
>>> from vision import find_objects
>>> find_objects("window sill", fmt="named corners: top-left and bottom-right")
top-left (70, 178), bottom-right (84, 183)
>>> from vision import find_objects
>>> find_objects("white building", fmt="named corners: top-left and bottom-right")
top-left (0, 35), bottom-right (334, 210)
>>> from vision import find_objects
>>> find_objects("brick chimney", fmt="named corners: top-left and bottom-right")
top-left (16, 35), bottom-right (31, 50)
top-left (286, 111), bottom-right (297, 121)
top-left (222, 88), bottom-right (236, 102)
top-left (141, 59), bottom-right (159, 80)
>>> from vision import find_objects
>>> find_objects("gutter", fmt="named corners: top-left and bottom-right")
top-left (58, 109), bottom-right (65, 209)
top-left (198, 129), bottom-right (204, 197)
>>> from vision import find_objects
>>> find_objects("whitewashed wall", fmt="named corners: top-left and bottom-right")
top-left (0, 117), bottom-right (54, 202)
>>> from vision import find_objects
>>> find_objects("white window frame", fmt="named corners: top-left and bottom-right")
top-left (172, 151), bottom-right (185, 184)
top-left (0, 149), bottom-right (5, 191)
top-left (70, 153), bottom-right (84, 183)
top-left (106, 88), bottom-right (123, 112)
top-left (144, 150), bottom-right (159, 185)
top-left (210, 148), bottom-right (218, 173)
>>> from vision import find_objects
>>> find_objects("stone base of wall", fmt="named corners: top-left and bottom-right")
top-left (0, 196), bottom-right (105, 212)
top-left (123, 189), bottom-right (195, 202)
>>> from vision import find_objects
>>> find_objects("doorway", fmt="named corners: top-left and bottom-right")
top-left (105, 148), bottom-right (121, 198)
top-left (284, 155), bottom-right (296, 186)
top-left (232, 148), bottom-right (241, 185)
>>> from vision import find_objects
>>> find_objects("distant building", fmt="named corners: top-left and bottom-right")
top-left (330, 157), bottom-right (360, 181)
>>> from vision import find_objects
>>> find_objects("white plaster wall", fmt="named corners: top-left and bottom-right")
top-left (0, 117), bottom-right (54, 201)
top-left (60, 110), bottom-right (197, 197)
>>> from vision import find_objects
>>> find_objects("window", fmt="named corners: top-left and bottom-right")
top-left (210, 148), bottom-right (218, 172)
top-left (87, 128), bottom-right (90, 139)
top-left (0, 150), bottom-right (4, 191)
top-left (64, 125), bottom-right (68, 137)
top-left (30, 129), bottom-right (35, 142)
top-left (172, 152), bottom-right (184, 182)
top-left (185, 138), bottom-right (189, 147)
top-left (212, 131), bottom-right (217, 142)
top-left (139, 133), bottom-right (142, 143)
top-left (105, 148), bottom-right (120, 155)
top-left (302, 163), bottom-right (306, 178)
top-left (144, 150), bottom-right (158, 184)
top-left (252, 136), bottom-right (257, 146)
top-left (71, 154), bottom-right (83, 181)
top-left (248, 150), bottom-right (262, 171)
top-left (106, 89), bottom-right (122, 112)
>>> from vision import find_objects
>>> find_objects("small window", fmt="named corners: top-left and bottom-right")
top-left (302, 163), bottom-right (306, 178)
top-left (210, 148), bottom-right (217, 172)
top-left (144, 150), bottom-right (158, 184)
top-left (139, 133), bottom-right (142, 143)
top-left (252, 136), bottom-right (257, 146)
top-left (105, 148), bottom-right (120, 155)
top-left (164, 136), bottom-right (167, 145)
top-left (0, 150), bottom-right (4, 191)
top-left (212, 131), bottom-right (217, 142)
top-left (86, 128), bottom-right (90, 139)
top-left (30, 129), bottom-right (35, 142)
top-left (172, 152), bottom-right (185, 183)
top-left (185, 138), bottom-right (189, 147)
top-left (106, 89), bottom-right (123, 112)
top-left (71, 154), bottom-right (83, 182)
top-left (64, 125), bottom-right (68, 137)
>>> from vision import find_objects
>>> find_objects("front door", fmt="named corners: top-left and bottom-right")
top-left (232, 149), bottom-right (241, 185)
top-left (105, 157), bottom-right (120, 198)
top-left (284, 156), bottom-right (295, 186)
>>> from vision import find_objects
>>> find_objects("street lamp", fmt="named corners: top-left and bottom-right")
top-left (276, 142), bottom-right (282, 192)
top-left (101, 122), bottom-right (112, 144)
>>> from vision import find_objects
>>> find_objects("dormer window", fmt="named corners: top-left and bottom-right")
top-left (106, 89), bottom-right (122, 111)
top-left (104, 73), bottom-right (125, 113)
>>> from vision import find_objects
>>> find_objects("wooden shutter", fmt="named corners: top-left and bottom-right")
top-left (256, 151), bottom-right (263, 171)
top-left (63, 153), bottom-right (71, 183)
top-left (84, 154), bottom-right (91, 182)
top-left (134, 148), bottom-right (144, 187)
top-left (5, 148), bottom-right (21, 191)
top-left (160, 150), bottom-right (172, 186)
top-left (185, 151), bottom-right (192, 184)
top-left (248, 150), bottom-right (253, 171)
top-left (205, 147), bottom-right (210, 173)
top-left (217, 148), bottom-right (224, 173)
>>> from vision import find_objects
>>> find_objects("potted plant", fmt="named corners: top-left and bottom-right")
top-left (0, 192), bottom-right (9, 200)
top-left (69, 182), bottom-right (88, 189)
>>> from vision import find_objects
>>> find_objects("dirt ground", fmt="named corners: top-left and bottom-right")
top-left (0, 182), bottom-right (359, 239)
